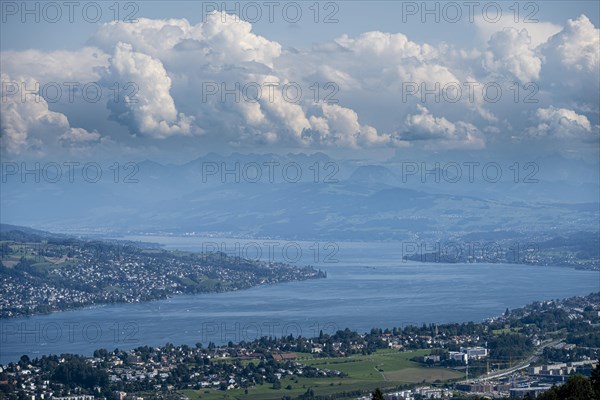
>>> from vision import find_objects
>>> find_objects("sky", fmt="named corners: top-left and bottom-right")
top-left (1, 1), bottom-right (599, 163)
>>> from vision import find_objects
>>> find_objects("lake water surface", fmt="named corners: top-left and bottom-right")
top-left (1, 237), bottom-right (598, 364)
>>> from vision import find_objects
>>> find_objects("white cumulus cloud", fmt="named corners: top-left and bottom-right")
top-left (102, 42), bottom-right (195, 138)
top-left (484, 28), bottom-right (542, 82)
top-left (545, 14), bottom-right (599, 72)
top-left (401, 105), bottom-right (485, 149)
top-left (1, 74), bottom-right (101, 156)
top-left (528, 107), bottom-right (596, 140)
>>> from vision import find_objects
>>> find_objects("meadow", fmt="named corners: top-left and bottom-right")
top-left (181, 349), bottom-right (463, 400)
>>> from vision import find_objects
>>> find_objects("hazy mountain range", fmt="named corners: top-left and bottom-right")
top-left (2, 152), bottom-right (598, 241)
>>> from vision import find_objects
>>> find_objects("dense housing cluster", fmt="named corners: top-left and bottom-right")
top-left (0, 231), bottom-right (326, 318)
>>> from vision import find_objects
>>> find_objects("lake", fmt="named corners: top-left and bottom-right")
top-left (1, 236), bottom-right (598, 364)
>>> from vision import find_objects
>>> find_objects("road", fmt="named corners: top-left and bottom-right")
top-left (458, 338), bottom-right (563, 383)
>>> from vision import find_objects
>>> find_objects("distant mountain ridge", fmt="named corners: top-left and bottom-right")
top-left (1, 153), bottom-right (598, 241)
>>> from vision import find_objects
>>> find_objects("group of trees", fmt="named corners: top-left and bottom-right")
top-left (51, 355), bottom-right (109, 390)
top-left (487, 333), bottom-right (533, 360)
top-left (567, 332), bottom-right (600, 348)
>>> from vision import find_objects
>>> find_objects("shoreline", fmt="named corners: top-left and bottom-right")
top-left (0, 282), bottom-right (600, 365)
top-left (2, 259), bottom-right (595, 320)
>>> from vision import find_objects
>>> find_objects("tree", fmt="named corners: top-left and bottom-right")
top-left (590, 362), bottom-right (600, 398)
top-left (559, 374), bottom-right (595, 400)
top-left (298, 387), bottom-right (314, 399)
top-left (538, 374), bottom-right (595, 400)
top-left (372, 388), bottom-right (384, 400)
top-left (18, 355), bottom-right (30, 368)
top-left (537, 390), bottom-right (560, 400)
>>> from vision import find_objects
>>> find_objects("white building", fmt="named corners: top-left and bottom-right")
top-left (460, 346), bottom-right (488, 360)
top-left (415, 387), bottom-right (449, 399)
top-left (384, 390), bottom-right (414, 400)
top-left (53, 396), bottom-right (95, 400)
top-left (449, 351), bottom-right (468, 363)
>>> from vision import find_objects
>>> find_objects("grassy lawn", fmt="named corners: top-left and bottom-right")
top-left (2, 243), bottom-right (79, 270)
top-left (383, 367), bottom-right (462, 382)
top-left (32, 260), bottom-right (78, 269)
top-left (492, 327), bottom-right (522, 334)
top-left (179, 349), bottom-right (463, 400)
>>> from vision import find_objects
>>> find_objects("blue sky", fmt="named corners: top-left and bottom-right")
top-left (3, 1), bottom-right (599, 50)
top-left (1, 1), bottom-right (599, 162)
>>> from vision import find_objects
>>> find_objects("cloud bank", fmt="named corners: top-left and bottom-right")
top-left (1, 10), bottom-right (598, 159)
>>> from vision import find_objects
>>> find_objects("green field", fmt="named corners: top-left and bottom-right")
top-left (492, 327), bottom-right (522, 335)
top-left (178, 349), bottom-right (463, 400)
top-left (1, 242), bottom-right (77, 270)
